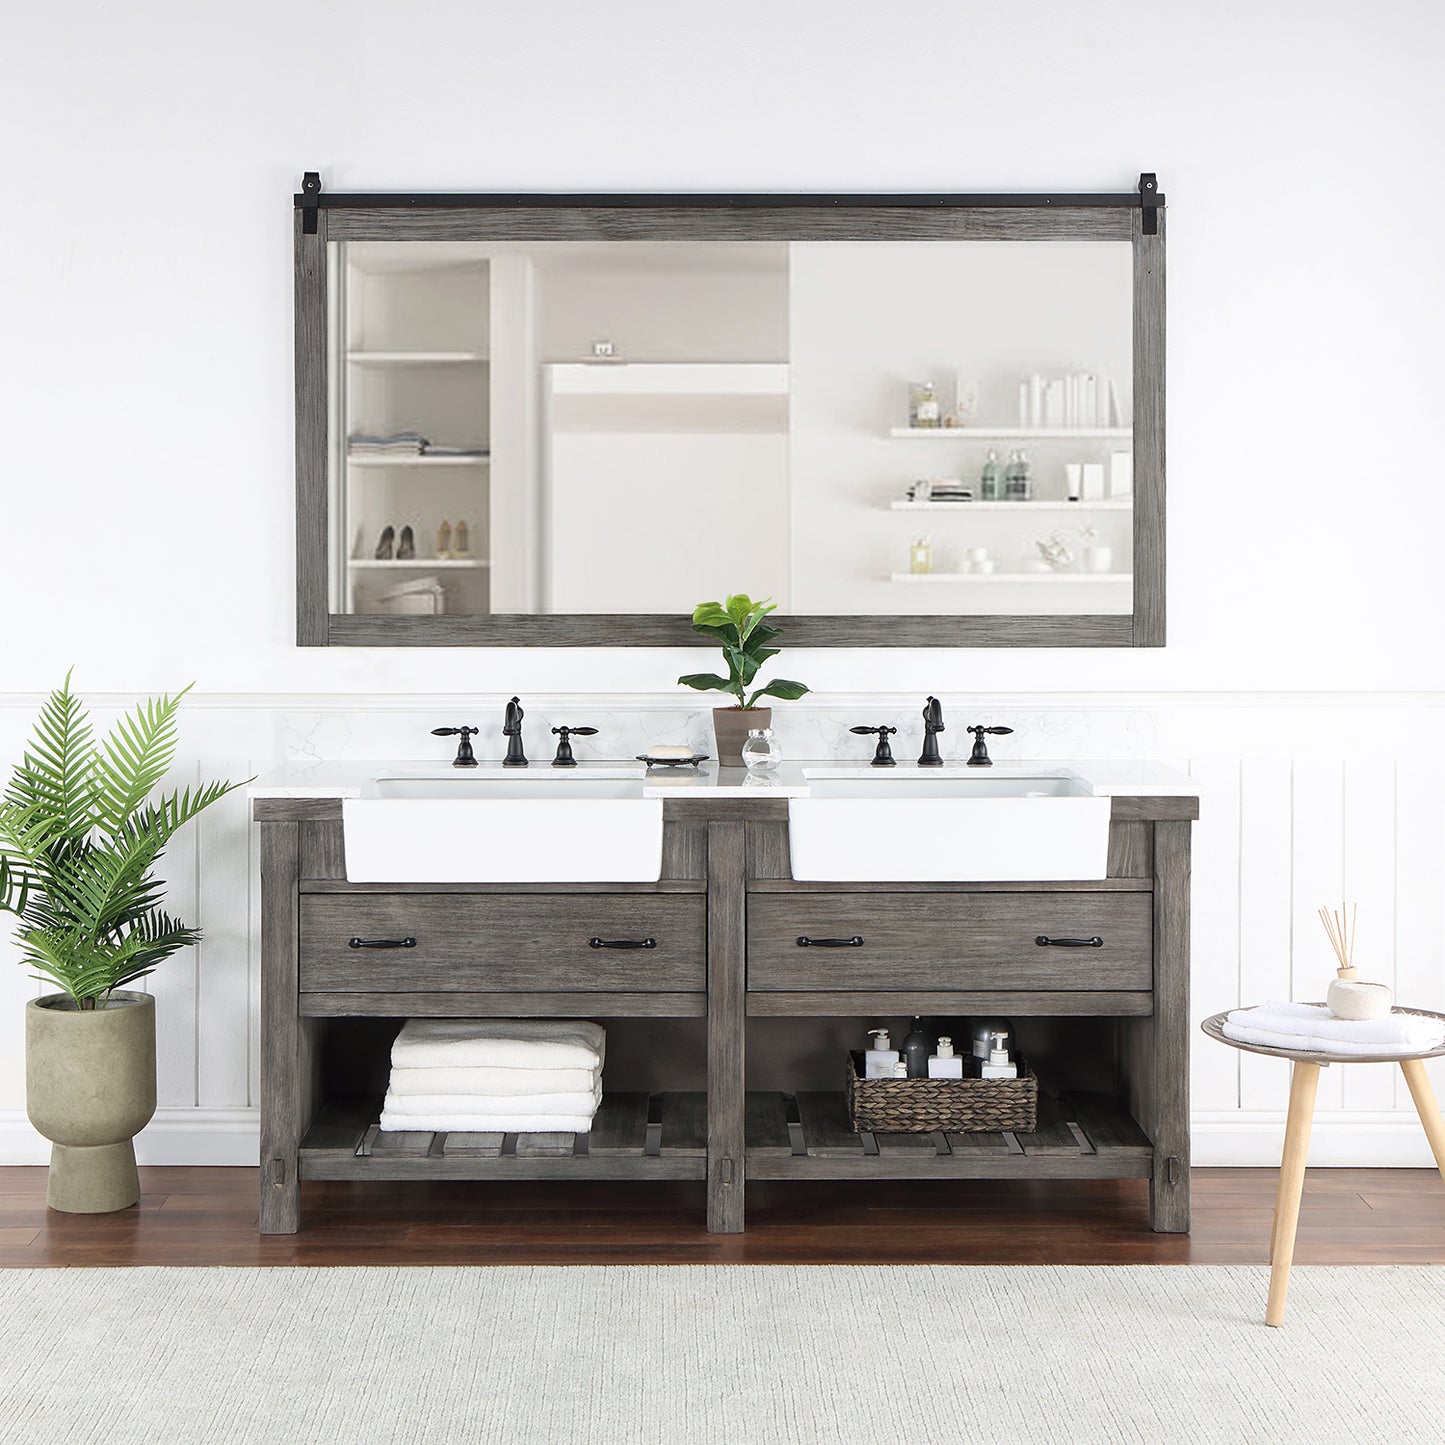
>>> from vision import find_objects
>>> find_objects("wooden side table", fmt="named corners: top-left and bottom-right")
top-left (1202, 1008), bottom-right (1445, 1327)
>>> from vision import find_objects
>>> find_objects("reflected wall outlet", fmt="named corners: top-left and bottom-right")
top-left (592, 340), bottom-right (615, 358)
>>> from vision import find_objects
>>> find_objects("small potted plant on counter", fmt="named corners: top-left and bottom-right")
top-left (678, 594), bottom-right (810, 765)
top-left (0, 674), bottom-right (243, 1212)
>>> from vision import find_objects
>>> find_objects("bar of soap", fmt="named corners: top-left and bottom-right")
top-left (645, 745), bottom-right (694, 759)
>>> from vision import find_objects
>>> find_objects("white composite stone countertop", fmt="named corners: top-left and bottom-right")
top-left (250, 758), bottom-right (1199, 801)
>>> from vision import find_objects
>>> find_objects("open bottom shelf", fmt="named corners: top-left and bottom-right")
top-left (299, 1089), bottom-right (1151, 1184)
top-left (745, 1090), bottom-right (1152, 1180)
top-left (299, 1092), bottom-right (706, 1181)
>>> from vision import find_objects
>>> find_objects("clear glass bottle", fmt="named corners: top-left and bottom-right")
top-left (909, 535), bottom-right (933, 575)
top-left (909, 381), bottom-right (941, 429)
top-left (1004, 448), bottom-right (1033, 501)
top-left (740, 727), bottom-right (783, 773)
top-left (979, 448), bottom-right (1003, 501)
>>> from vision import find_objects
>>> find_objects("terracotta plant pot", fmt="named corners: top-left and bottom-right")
top-left (712, 707), bottom-right (772, 767)
top-left (26, 991), bottom-right (156, 1213)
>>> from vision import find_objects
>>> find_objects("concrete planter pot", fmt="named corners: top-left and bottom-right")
top-left (26, 991), bottom-right (156, 1213)
top-left (712, 707), bottom-right (771, 767)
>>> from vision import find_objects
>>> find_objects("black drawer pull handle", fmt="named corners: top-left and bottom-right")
top-left (796, 935), bottom-right (865, 948)
top-left (589, 937), bottom-right (657, 950)
top-left (1035, 935), bottom-right (1104, 948)
top-left (348, 937), bottom-right (417, 950)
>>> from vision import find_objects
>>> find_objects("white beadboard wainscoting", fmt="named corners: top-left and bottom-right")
top-left (0, 691), bottom-right (1441, 1167)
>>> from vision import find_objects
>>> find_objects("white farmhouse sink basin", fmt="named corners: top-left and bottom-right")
top-left (789, 771), bottom-right (1111, 882)
top-left (343, 769), bottom-right (662, 883)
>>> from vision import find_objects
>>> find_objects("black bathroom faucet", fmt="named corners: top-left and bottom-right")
top-left (918, 696), bottom-right (945, 766)
top-left (503, 696), bottom-right (528, 767)
top-left (966, 724), bottom-right (1014, 767)
top-left (850, 724), bottom-right (898, 766)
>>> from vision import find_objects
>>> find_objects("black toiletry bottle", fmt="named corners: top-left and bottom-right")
top-left (902, 1017), bottom-right (933, 1079)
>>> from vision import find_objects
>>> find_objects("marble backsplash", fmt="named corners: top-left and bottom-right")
top-left (284, 695), bottom-right (1163, 769)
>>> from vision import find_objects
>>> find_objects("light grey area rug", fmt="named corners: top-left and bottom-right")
top-left (2, 1265), bottom-right (1442, 1444)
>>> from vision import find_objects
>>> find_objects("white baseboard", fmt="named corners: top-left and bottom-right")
top-left (1, 1108), bottom-right (1440, 1170)
top-left (1191, 1111), bottom-right (1442, 1167)
top-left (0, 1109), bottom-right (259, 1166)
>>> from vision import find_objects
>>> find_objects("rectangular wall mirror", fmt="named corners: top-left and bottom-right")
top-left (295, 180), bottom-right (1164, 647)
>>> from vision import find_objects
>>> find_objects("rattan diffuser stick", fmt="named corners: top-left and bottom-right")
top-left (1318, 902), bottom-right (1358, 977)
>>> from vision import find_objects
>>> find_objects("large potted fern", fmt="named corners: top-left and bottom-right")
top-left (677, 594), bottom-right (809, 765)
top-left (0, 676), bottom-right (241, 1213)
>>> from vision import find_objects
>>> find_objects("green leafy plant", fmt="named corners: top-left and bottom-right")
top-left (0, 674), bottom-right (245, 1009)
top-left (677, 594), bottom-right (810, 710)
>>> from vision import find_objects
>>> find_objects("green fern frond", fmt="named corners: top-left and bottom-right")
top-left (92, 689), bottom-right (188, 837)
top-left (3, 673), bottom-right (100, 835)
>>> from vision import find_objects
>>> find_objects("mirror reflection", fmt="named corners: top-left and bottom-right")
top-left (328, 239), bottom-right (1132, 618)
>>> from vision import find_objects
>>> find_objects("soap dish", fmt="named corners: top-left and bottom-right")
top-left (636, 753), bottom-right (710, 770)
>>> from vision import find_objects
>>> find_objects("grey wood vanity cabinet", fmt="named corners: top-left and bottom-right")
top-left (254, 792), bottom-right (1196, 1236)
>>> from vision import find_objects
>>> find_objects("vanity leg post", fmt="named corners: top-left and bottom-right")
top-left (259, 821), bottom-right (304, 1234)
top-left (1149, 819), bottom-right (1192, 1233)
top-left (706, 820), bottom-right (747, 1233)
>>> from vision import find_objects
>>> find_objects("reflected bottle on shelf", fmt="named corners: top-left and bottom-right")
top-left (979, 449), bottom-right (1003, 501)
top-left (909, 381), bottom-right (941, 429)
top-left (909, 536), bottom-right (933, 575)
top-left (1004, 449), bottom-right (1033, 501)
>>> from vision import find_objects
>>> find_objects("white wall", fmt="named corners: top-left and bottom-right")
top-left (1, 2), bottom-right (1443, 1164)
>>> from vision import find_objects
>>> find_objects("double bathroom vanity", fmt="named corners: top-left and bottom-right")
top-left (254, 753), bottom-right (1197, 1235)
top-left (270, 177), bottom-right (1182, 1236)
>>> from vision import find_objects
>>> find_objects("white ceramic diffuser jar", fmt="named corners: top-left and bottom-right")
top-left (1327, 971), bottom-right (1394, 1021)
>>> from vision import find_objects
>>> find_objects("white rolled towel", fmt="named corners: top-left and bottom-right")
top-left (382, 1086), bottom-right (602, 1118)
top-left (387, 1064), bottom-right (600, 1097)
top-left (390, 1019), bottom-right (605, 1071)
top-left (379, 1110), bottom-right (598, 1134)
top-left (1224, 1001), bottom-right (1445, 1055)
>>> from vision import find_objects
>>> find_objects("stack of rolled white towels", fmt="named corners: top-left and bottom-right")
top-left (379, 1019), bottom-right (606, 1133)
top-left (1223, 1001), bottom-right (1445, 1055)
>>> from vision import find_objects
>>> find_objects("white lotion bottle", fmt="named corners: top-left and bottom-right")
top-left (865, 1029), bottom-right (900, 1079)
top-left (927, 1036), bottom-right (964, 1079)
top-left (980, 1031), bottom-right (1018, 1080)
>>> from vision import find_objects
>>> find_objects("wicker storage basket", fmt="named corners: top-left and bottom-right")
top-left (845, 1051), bottom-right (1038, 1133)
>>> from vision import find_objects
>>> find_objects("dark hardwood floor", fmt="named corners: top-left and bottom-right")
top-left (2, 1167), bottom-right (1443, 1266)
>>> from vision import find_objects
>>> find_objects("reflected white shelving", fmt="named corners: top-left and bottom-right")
top-left (889, 426), bottom-right (1131, 440)
top-left (349, 559), bottom-right (490, 570)
top-left (347, 352), bottom-right (489, 365)
top-left (888, 572), bottom-right (1132, 584)
top-left (888, 499), bottom-right (1131, 513)
top-left (347, 455), bottom-right (490, 468)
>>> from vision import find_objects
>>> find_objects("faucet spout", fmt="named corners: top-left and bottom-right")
top-left (502, 696), bottom-right (528, 767)
top-left (918, 695), bottom-right (945, 766)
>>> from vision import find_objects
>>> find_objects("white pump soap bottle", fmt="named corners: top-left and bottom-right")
top-left (927, 1036), bottom-right (964, 1079)
top-left (865, 1029), bottom-right (900, 1079)
top-left (980, 1031), bottom-right (1018, 1080)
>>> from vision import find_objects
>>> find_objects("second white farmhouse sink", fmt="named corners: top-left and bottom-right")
top-left (342, 768), bottom-right (662, 883)
top-left (788, 771), bottom-right (1111, 882)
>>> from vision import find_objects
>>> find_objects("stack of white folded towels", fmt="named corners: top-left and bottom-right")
top-left (379, 1019), bottom-right (605, 1133)
top-left (1223, 1001), bottom-right (1445, 1055)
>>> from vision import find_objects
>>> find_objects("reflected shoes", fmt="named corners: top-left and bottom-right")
top-left (397, 525), bottom-right (415, 560)
top-left (374, 525), bottom-right (395, 560)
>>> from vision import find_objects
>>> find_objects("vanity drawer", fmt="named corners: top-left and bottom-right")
top-left (300, 894), bottom-right (705, 993)
top-left (747, 892), bottom-right (1152, 992)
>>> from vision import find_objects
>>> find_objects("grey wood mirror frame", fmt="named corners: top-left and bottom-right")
top-left (294, 175), bottom-right (1165, 648)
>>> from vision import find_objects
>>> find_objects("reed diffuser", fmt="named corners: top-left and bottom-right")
top-left (1319, 902), bottom-right (1393, 1020)
top-left (1318, 902), bottom-right (1358, 981)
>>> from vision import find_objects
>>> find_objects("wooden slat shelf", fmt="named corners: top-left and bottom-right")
top-left (299, 1089), bottom-right (1150, 1185)
top-left (745, 1090), bottom-right (1152, 1180)
top-left (298, 1093), bottom-right (707, 1182)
